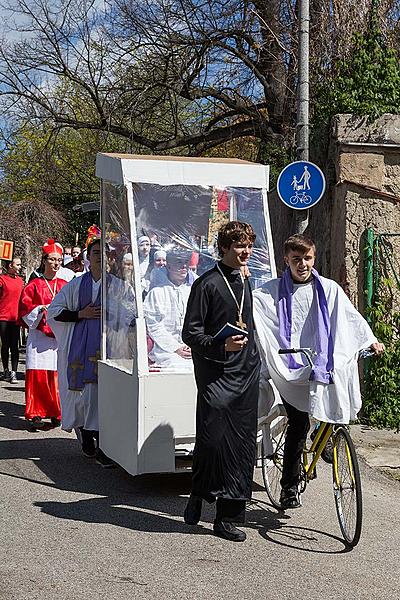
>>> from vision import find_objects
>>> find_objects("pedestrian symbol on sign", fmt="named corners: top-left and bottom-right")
top-left (277, 161), bottom-right (325, 210)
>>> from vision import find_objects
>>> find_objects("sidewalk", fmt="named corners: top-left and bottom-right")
top-left (352, 424), bottom-right (400, 482)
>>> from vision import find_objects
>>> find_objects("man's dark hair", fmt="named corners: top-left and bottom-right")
top-left (166, 248), bottom-right (191, 265)
top-left (87, 238), bottom-right (101, 256)
top-left (3, 258), bottom-right (20, 270)
top-left (284, 234), bottom-right (315, 256)
top-left (217, 221), bottom-right (256, 257)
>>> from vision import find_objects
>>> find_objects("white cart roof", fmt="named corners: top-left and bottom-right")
top-left (96, 153), bottom-right (269, 190)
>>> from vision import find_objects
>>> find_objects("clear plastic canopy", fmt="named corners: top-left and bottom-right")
top-left (102, 179), bottom-right (273, 375)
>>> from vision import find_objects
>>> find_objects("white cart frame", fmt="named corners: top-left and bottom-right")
top-left (95, 153), bottom-right (276, 476)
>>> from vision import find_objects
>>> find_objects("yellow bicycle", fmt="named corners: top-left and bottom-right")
top-left (261, 347), bottom-right (369, 548)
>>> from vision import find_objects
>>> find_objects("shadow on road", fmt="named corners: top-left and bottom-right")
top-left (0, 431), bottom-right (289, 540)
top-left (0, 399), bottom-right (29, 431)
top-left (0, 430), bottom-right (349, 550)
top-left (246, 500), bottom-right (350, 554)
top-left (0, 389), bottom-right (343, 548)
top-left (0, 435), bottom-right (214, 536)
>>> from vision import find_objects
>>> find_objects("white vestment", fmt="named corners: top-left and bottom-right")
top-left (47, 277), bottom-right (100, 431)
top-left (23, 307), bottom-right (58, 370)
top-left (144, 280), bottom-right (193, 371)
top-left (105, 277), bottom-right (137, 366)
top-left (139, 256), bottom-right (150, 293)
top-left (253, 277), bottom-right (377, 424)
top-left (57, 266), bottom-right (75, 282)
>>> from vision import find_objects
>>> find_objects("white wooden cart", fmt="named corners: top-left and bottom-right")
top-left (96, 153), bottom-right (278, 476)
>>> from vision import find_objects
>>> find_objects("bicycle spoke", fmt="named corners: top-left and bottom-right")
top-left (262, 417), bottom-right (288, 509)
top-left (332, 427), bottom-right (362, 547)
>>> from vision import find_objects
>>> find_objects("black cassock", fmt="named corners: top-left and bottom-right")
top-left (182, 262), bottom-right (260, 504)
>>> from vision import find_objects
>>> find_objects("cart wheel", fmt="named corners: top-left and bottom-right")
top-left (261, 417), bottom-right (288, 509)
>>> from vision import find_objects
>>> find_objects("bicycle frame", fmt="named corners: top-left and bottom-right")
top-left (332, 429), bottom-right (357, 488)
top-left (303, 422), bottom-right (333, 482)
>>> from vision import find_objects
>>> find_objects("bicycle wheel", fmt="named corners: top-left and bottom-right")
top-left (303, 195), bottom-right (312, 205)
top-left (289, 195), bottom-right (299, 205)
top-left (261, 416), bottom-right (288, 509)
top-left (332, 426), bottom-right (363, 547)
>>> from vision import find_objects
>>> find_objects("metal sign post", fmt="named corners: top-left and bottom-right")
top-left (295, 0), bottom-right (310, 233)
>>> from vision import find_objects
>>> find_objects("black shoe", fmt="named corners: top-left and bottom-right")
top-left (280, 489), bottom-right (302, 510)
top-left (81, 428), bottom-right (96, 458)
top-left (95, 449), bottom-right (116, 468)
top-left (29, 416), bottom-right (45, 429)
top-left (321, 438), bottom-right (334, 464)
top-left (184, 494), bottom-right (202, 525)
top-left (213, 521), bottom-right (246, 542)
top-left (50, 417), bottom-right (61, 428)
top-left (0, 369), bottom-right (10, 381)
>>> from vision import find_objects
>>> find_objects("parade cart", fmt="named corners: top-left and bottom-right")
top-left (96, 153), bottom-right (277, 476)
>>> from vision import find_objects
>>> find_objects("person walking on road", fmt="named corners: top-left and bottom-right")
top-left (182, 221), bottom-right (260, 542)
top-left (0, 257), bottom-right (24, 383)
top-left (19, 240), bottom-right (68, 429)
top-left (48, 226), bottom-right (115, 468)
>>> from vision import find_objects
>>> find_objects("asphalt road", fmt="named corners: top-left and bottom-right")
top-left (1, 370), bottom-right (399, 600)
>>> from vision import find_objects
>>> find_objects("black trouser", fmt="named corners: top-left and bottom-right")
top-left (0, 320), bottom-right (20, 372)
top-left (281, 399), bottom-right (310, 495)
top-left (215, 498), bottom-right (246, 524)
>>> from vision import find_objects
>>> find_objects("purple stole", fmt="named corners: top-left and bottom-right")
top-left (67, 272), bottom-right (101, 391)
top-left (278, 267), bottom-right (334, 384)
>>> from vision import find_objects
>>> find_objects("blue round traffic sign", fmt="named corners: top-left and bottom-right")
top-left (277, 161), bottom-right (326, 210)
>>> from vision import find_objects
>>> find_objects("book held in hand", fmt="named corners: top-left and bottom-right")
top-left (213, 322), bottom-right (248, 341)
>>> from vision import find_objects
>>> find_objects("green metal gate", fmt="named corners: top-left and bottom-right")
top-left (362, 228), bottom-right (400, 430)
top-left (364, 229), bottom-right (400, 316)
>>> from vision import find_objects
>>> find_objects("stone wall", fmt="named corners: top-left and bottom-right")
top-left (329, 114), bottom-right (400, 311)
top-left (267, 114), bottom-right (400, 312)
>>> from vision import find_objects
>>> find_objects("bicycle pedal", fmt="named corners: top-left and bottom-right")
top-left (309, 467), bottom-right (317, 480)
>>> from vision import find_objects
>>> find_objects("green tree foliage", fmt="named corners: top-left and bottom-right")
top-left (313, 22), bottom-right (400, 125)
top-left (363, 277), bottom-right (400, 431)
top-left (0, 122), bottom-right (128, 243)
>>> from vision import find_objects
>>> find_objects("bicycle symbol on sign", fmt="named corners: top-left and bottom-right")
top-left (290, 166), bottom-right (312, 205)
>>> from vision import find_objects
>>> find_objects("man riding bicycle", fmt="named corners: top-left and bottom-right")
top-left (253, 234), bottom-right (384, 510)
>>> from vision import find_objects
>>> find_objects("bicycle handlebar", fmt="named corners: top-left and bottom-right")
top-left (279, 347), bottom-right (376, 361)
top-left (358, 348), bottom-right (376, 359)
top-left (278, 347), bottom-right (315, 368)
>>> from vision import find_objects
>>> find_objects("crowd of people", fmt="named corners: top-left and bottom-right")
top-left (0, 219), bottom-right (384, 542)
top-left (0, 226), bottom-right (116, 467)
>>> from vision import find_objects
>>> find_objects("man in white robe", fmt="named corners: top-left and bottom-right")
top-left (138, 235), bottom-right (152, 295)
top-left (48, 231), bottom-right (114, 467)
top-left (144, 251), bottom-right (193, 371)
top-left (253, 234), bottom-right (384, 509)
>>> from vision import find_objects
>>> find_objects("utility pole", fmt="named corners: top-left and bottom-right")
top-left (294, 0), bottom-right (310, 234)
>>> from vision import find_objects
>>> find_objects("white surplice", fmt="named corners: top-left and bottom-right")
top-left (47, 276), bottom-right (100, 432)
top-left (21, 278), bottom-right (69, 370)
top-left (23, 306), bottom-right (59, 370)
top-left (144, 280), bottom-right (193, 370)
top-left (253, 277), bottom-right (377, 424)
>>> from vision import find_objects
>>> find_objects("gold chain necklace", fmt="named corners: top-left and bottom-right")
top-left (216, 263), bottom-right (247, 329)
top-left (43, 276), bottom-right (58, 300)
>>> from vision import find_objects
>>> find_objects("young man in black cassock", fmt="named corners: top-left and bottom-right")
top-left (182, 221), bottom-right (261, 542)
